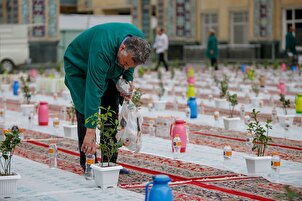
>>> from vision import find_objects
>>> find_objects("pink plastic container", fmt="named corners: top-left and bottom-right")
top-left (30, 69), bottom-right (38, 79)
top-left (187, 77), bottom-right (195, 85)
top-left (170, 119), bottom-right (187, 153)
top-left (281, 63), bottom-right (287, 71)
top-left (278, 81), bottom-right (286, 95)
top-left (38, 102), bottom-right (49, 126)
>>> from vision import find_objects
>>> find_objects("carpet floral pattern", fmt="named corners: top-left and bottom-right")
top-left (12, 130), bottom-right (302, 201)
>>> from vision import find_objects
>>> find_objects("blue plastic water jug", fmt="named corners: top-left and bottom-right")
top-left (13, 80), bottom-right (19, 96)
top-left (291, 65), bottom-right (297, 72)
top-left (145, 175), bottom-right (173, 201)
top-left (187, 97), bottom-right (197, 118)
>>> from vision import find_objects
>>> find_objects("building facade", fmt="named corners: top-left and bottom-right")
top-left (0, 0), bottom-right (60, 63)
top-left (154, 0), bottom-right (301, 61)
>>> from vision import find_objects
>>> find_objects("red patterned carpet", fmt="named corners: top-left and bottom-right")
top-left (13, 129), bottom-right (302, 201)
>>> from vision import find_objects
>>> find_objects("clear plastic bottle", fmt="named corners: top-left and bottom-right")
top-left (244, 115), bottom-right (251, 125)
top-left (271, 152), bottom-right (281, 182)
top-left (245, 132), bottom-right (253, 153)
top-left (149, 120), bottom-right (155, 137)
top-left (85, 154), bottom-right (95, 180)
top-left (223, 144), bottom-right (232, 159)
top-left (173, 98), bottom-right (178, 111)
top-left (186, 123), bottom-right (190, 144)
top-left (214, 111), bottom-right (219, 121)
top-left (0, 96), bottom-right (6, 122)
top-left (48, 139), bottom-right (57, 168)
top-left (200, 100), bottom-right (205, 114)
top-left (53, 115), bottom-right (60, 128)
top-left (60, 106), bottom-right (66, 121)
top-left (173, 135), bottom-right (181, 159)
top-left (271, 107), bottom-right (277, 124)
top-left (185, 106), bottom-right (190, 118)
top-left (27, 111), bottom-right (33, 130)
top-left (240, 104), bottom-right (245, 119)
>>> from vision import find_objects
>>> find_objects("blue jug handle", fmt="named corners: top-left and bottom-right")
top-left (145, 181), bottom-right (153, 201)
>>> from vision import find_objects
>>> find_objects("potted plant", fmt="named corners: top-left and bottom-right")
top-left (251, 82), bottom-right (263, 107)
top-left (86, 106), bottom-right (123, 189)
top-left (62, 102), bottom-right (77, 138)
top-left (244, 109), bottom-right (272, 175)
top-left (278, 94), bottom-right (295, 127)
top-left (154, 72), bottom-right (167, 111)
top-left (223, 92), bottom-right (241, 130)
top-left (214, 75), bottom-right (229, 108)
top-left (20, 76), bottom-right (35, 116)
top-left (138, 66), bottom-right (145, 78)
top-left (0, 72), bottom-right (10, 93)
top-left (131, 88), bottom-right (143, 108)
top-left (0, 125), bottom-right (22, 197)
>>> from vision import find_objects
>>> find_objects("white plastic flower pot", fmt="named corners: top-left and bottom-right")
top-left (153, 100), bottom-right (167, 111)
top-left (91, 163), bottom-right (122, 189)
top-left (223, 117), bottom-right (241, 130)
top-left (20, 104), bottom-right (35, 116)
top-left (244, 156), bottom-right (272, 175)
top-left (214, 98), bottom-right (226, 109)
top-left (62, 124), bottom-right (77, 139)
top-left (251, 97), bottom-right (263, 108)
top-left (278, 114), bottom-right (295, 128)
top-left (0, 84), bottom-right (10, 93)
top-left (0, 174), bottom-right (21, 197)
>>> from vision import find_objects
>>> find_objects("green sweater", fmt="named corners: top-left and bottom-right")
top-left (285, 32), bottom-right (297, 55)
top-left (64, 23), bottom-right (144, 128)
top-left (206, 35), bottom-right (218, 59)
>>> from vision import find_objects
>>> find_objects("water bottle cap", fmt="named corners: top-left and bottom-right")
top-left (272, 152), bottom-right (279, 155)
top-left (175, 119), bottom-right (186, 124)
top-left (40, 101), bottom-right (48, 105)
top-left (152, 175), bottom-right (171, 183)
top-left (50, 138), bottom-right (57, 143)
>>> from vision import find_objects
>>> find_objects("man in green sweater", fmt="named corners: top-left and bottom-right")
top-left (64, 23), bottom-right (151, 173)
top-left (285, 26), bottom-right (297, 66)
top-left (206, 29), bottom-right (218, 70)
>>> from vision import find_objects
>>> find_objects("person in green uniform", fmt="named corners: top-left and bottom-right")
top-left (64, 23), bottom-right (151, 173)
top-left (285, 26), bottom-right (297, 66)
top-left (206, 29), bottom-right (218, 70)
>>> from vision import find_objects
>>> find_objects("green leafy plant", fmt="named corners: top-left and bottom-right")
top-left (279, 94), bottom-right (291, 115)
top-left (247, 109), bottom-right (272, 157)
top-left (158, 81), bottom-right (165, 99)
top-left (219, 76), bottom-right (229, 99)
top-left (157, 70), bottom-right (162, 80)
top-left (263, 58), bottom-right (269, 69)
top-left (213, 73), bottom-right (219, 86)
top-left (247, 69), bottom-right (255, 81)
top-left (85, 106), bottom-right (122, 167)
top-left (131, 88), bottom-right (143, 108)
top-left (226, 92), bottom-right (238, 118)
top-left (282, 185), bottom-right (302, 201)
top-left (251, 82), bottom-right (260, 97)
top-left (0, 126), bottom-right (22, 175)
top-left (273, 59), bottom-right (279, 70)
top-left (66, 102), bottom-right (76, 125)
top-left (171, 59), bottom-right (180, 69)
top-left (20, 76), bottom-right (31, 104)
top-left (170, 65), bottom-right (175, 79)
top-left (223, 60), bottom-right (228, 67)
top-left (138, 67), bottom-right (145, 78)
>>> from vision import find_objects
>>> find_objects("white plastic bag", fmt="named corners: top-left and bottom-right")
top-left (116, 101), bottom-right (143, 152)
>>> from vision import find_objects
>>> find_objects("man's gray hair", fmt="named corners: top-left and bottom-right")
top-left (124, 36), bottom-right (151, 65)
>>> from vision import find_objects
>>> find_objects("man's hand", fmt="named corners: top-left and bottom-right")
top-left (210, 50), bottom-right (214, 54)
top-left (81, 128), bottom-right (97, 154)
